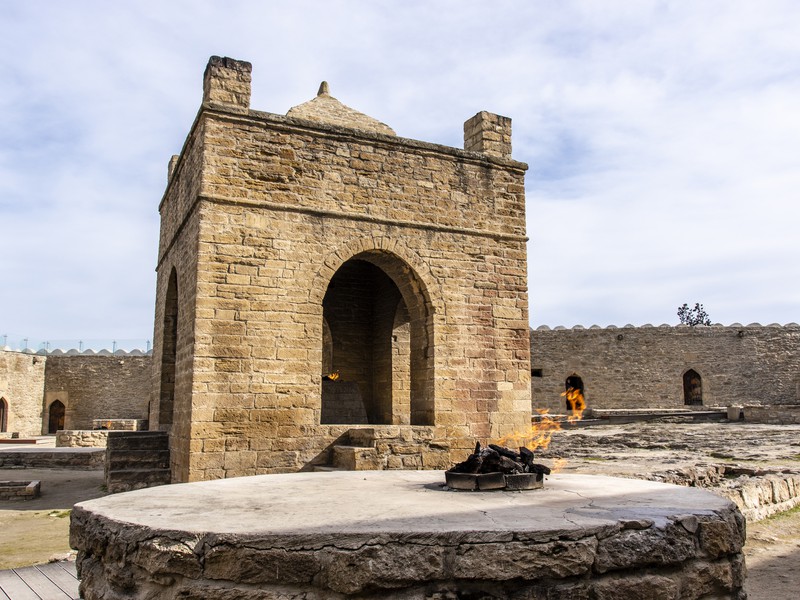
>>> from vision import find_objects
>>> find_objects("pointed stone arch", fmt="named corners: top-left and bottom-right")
top-left (683, 368), bottom-right (703, 406)
top-left (0, 397), bottom-right (7, 433)
top-left (47, 399), bottom-right (65, 434)
top-left (314, 239), bottom-right (440, 426)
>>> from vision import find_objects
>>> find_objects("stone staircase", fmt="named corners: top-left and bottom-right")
top-left (314, 426), bottom-right (451, 472)
top-left (105, 431), bottom-right (171, 493)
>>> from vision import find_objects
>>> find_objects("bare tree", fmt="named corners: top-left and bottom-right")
top-left (677, 303), bottom-right (711, 326)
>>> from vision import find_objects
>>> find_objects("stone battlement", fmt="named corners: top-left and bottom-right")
top-left (534, 322), bottom-right (800, 330)
top-left (1, 347), bottom-right (152, 356)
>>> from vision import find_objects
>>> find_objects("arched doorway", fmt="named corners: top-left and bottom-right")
top-left (158, 268), bottom-right (179, 429)
top-left (0, 397), bottom-right (7, 432)
top-left (683, 369), bottom-right (703, 406)
top-left (564, 374), bottom-right (585, 413)
top-left (321, 251), bottom-right (434, 426)
top-left (48, 400), bottom-right (65, 434)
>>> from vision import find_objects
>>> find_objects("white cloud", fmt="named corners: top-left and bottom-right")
top-left (2, 1), bottom-right (800, 348)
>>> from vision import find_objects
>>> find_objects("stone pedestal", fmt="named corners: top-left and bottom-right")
top-left (71, 471), bottom-right (746, 599)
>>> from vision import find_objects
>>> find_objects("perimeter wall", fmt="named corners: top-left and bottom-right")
top-left (530, 324), bottom-right (800, 413)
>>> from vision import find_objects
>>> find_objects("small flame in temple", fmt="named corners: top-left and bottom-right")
top-left (323, 371), bottom-right (340, 381)
top-left (551, 458), bottom-right (568, 473)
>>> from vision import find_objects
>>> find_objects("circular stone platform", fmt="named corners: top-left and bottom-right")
top-left (70, 471), bottom-right (746, 599)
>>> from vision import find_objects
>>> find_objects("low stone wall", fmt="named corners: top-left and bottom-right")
top-left (648, 464), bottom-right (800, 521)
top-left (0, 480), bottom-right (40, 500)
top-left (0, 449), bottom-right (104, 469)
top-left (91, 419), bottom-right (147, 431)
top-left (56, 430), bottom-right (109, 448)
top-left (727, 404), bottom-right (800, 424)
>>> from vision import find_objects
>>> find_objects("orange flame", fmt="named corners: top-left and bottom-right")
top-left (561, 387), bottom-right (586, 424)
top-left (496, 408), bottom-right (563, 451)
top-left (493, 387), bottom-right (586, 471)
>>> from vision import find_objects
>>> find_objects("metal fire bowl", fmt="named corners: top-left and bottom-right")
top-left (444, 471), bottom-right (544, 491)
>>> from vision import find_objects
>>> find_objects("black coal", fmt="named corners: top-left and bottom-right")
top-left (447, 442), bottom-right (551, 476)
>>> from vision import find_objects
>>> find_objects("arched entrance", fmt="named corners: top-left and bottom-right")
top-left (0, 397), bottom-right (7, 432)
top-left (321, 251), bottom-right (434, 426)
top-left (48, 400), bottom-right (65, 434)
top-left (683, 369), bottom-right (703, 406)
top-left (158, 268), bottom-right (179, 429)
top-left (564, 374), bottom-right (585, 413)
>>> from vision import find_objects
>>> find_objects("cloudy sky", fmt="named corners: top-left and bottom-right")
top-left (1, 1), bottom-right (799, 350)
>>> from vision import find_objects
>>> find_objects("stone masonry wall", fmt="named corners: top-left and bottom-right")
top-left (530, 324), bottom-right (800, 413)
top-left (57, 430), bottom-right (110, 447)
top-left (44, 355), bottom-right (151, 431)
top-left (0, 350), bottom-right (46, 436)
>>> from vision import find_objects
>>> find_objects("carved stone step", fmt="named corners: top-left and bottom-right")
top-left (332, 445), bottom-right (382, 471)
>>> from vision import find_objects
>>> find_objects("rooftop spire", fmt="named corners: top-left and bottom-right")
top-left (317, 81), bottom-right (329, 96)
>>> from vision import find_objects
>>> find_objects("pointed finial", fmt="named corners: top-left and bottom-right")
top-left (317, 81), bottom-right (330, 96)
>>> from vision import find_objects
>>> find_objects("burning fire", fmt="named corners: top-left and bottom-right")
top-left (562, 386), bottom-right (586, 424)
top-left (496, 409), bottom-right (563, 451)
top-left (493, 381), bottom-right (587, 471)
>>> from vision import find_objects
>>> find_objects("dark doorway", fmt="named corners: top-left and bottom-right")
top-left (0, 397), bottom-right (7, 432)
top-left (683, 369), bottom-right (703, 406)
top-left (48, 400), bottom-right (65, 434)
top-left (564, 374), bottom-right (585, 412)
top-left (158, 268), bottom-right (178, 429)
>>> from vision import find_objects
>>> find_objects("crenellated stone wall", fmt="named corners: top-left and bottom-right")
top-left (0, 348), bottom-right (151, 436)
top-left (530, 323), bottom-right (800, 413)
top-left (45, 355), bottom-right (151, 431)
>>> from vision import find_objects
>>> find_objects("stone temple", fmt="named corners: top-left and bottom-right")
top-left (150, 56), bottom-right (533, 482)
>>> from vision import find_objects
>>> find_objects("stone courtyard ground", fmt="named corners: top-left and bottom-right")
top-left (1, 421), bottom-right (799, 598)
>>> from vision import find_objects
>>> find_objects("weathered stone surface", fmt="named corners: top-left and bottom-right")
top-left (0, 447), bottom-right (104, 469)
top-left (57, 430), bottom-right (109, 447)
top-left (592, 574), bottom-right (679, 600)
top-left (286, 82), bottom-right (396, 136)
top-left (133, 536), bottom-right (202, 578)
top-left (204, 545), bottom-right (318, 584)
top-left (595, 521), bottom-right (697, 573)
top-left (71, 471), bottom-right (746, 599)
top-left (453, 538), bottom-right (597, 580)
